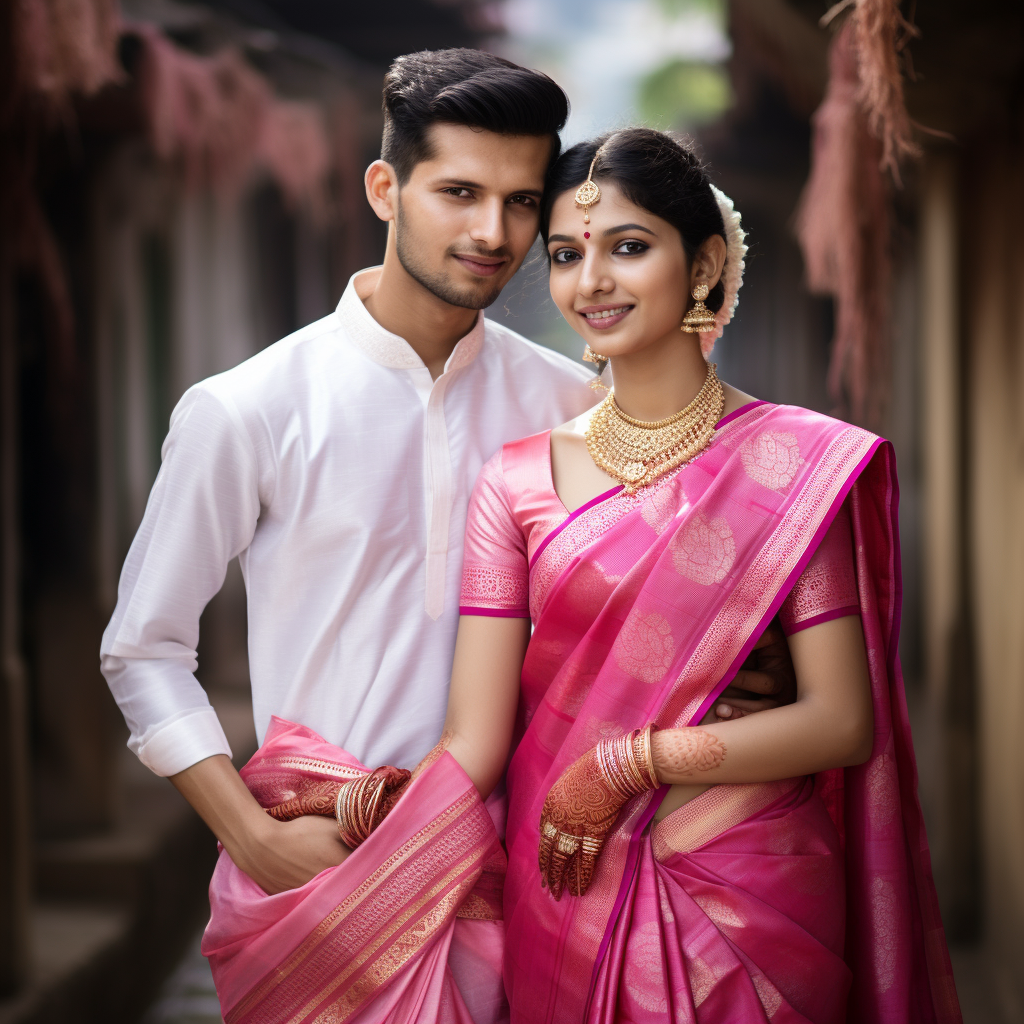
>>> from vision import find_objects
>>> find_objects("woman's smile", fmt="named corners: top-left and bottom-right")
top-left (578, 303), bottom-right (634, 328)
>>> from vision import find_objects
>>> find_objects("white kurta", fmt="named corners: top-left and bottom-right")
top-left (101, 268), bottom-right (595, 776)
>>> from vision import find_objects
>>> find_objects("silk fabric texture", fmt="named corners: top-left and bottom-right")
top-left (489, 402), bottom-right (960, 1023)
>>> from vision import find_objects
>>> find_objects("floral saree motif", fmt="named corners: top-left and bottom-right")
top-left (203, 718), bottom-right (508, 1024)
top-left (499, 403), bottom-right (961, 1024)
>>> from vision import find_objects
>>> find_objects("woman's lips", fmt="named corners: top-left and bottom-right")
top-left (579, 304), bottom-right (634, 329)
top-left (453, 254), bottom-right (506, 277)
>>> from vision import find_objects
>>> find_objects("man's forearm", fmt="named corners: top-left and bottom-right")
top-left (170, 754), bottom-right (271, 862)
top-left (171, 753), bottom-right (351, 895)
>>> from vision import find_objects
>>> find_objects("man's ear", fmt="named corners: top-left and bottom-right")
top-left (365, 160), bottom-right (399, 223)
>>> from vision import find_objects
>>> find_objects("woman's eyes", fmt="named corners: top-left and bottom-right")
top-left (550, 240), bottom-right (649, 264)
top-left (552, 248), bottom-right (582, 264)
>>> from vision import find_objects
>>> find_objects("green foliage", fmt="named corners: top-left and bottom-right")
top-left (638, 59), bottom-right (733, 129)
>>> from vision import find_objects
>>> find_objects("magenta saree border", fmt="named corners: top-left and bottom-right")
top-left (784, 604), bottom-right (861, 636)
top-left (458, 605), bottom-right (530, 618)
top-left (583, 435), bottom-right (887, 1014)
top-left (714, 398), bottom-right (769, 429)
top-left (528, 485), bottom-right (623, 571)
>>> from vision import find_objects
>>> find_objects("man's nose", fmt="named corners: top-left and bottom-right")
top-left (467, 199), bottom-right (507, 251)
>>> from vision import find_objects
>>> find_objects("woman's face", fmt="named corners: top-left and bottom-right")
top-left (546, 181), bottom-right (691, 358)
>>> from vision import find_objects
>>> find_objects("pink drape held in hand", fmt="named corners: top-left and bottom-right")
top-left (496, 403), bottom-right (961, 1023)
top-left (202, 718), bottom-right (508, 1024)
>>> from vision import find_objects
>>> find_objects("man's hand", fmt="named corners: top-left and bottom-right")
top-left (238, 814), bottom-right (350, 895)
top-left (170, 754), bottom-right (350, 897)
top-left (701, 621), bottom-right (796, 725)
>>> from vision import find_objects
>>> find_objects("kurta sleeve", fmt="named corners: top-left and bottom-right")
top-left (459, 449), bottom-right (530, 618)
top-left (100, 384), bottom-right (263, 776)
top-left (779, 500), bottom-right (860, 635)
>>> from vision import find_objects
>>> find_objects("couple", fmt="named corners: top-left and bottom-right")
top-left (101, 48), bottom-right (961, 1024)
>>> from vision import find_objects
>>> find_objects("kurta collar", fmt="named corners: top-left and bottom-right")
top-left (337, 267), bottom-right (485, 373)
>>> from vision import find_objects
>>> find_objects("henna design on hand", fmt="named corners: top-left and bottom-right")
top-left (537, 727), bottom-right (658, 900)
top-left (652, 728), bottom-right (726, 778)
top-left (266, 779), bottom-right (341, 821)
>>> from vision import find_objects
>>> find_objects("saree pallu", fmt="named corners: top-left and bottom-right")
top-left (202, 717), bottom-right (508, 1024)
top-left (502, 403), bottom-right (961, 1024)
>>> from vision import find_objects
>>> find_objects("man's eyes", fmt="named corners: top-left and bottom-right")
top-left (439, 189), bottom-right (536, 207)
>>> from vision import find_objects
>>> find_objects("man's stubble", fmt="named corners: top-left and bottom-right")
top-left (394, 197), bottom-right (512, 311)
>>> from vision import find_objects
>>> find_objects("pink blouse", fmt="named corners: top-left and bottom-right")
top-left (459, 428), bottom-right (860, 635)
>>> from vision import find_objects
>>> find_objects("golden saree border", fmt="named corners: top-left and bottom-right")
top-left (661, 426), bottom-right (879, 729)
top-left (226, 787), bottom-right (494, 1024)
top-left (651, 778), bottom-right (801, 860)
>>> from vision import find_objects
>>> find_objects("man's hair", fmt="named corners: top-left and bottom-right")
top-left (381, 48), bottom-right (569, 183)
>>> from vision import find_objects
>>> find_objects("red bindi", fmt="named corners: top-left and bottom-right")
top-left (584, 231), bottom-right (590, 239)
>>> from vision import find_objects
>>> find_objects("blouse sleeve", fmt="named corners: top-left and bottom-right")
top-left (460, 449), bottom-right (531, 618)
top-left (779, 500), bottom-right (860, 635)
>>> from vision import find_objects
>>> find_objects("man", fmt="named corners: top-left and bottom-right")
top-left (102, 47), bottom-right (788, 1016)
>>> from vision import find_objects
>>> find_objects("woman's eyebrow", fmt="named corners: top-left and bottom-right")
top-left (548, 234), bottom-right (575, 243)
top-left (604, 223), bottom-right (656, 236)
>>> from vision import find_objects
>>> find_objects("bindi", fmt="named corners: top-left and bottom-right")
top-left (584, 232), bottom-right (590, 239)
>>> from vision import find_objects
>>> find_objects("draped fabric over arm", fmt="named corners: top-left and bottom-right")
top-left (203, 718), bottom-right (509, 1024)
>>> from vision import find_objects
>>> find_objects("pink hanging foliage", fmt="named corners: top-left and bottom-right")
top-left (13, 0), bottom-right (122, 106)
top-left (850, 0), bottom-right (921, 183)
top-left (796, 1), bottom-right (918, 424)
top-left (132, 24), bottom-right (331, 212)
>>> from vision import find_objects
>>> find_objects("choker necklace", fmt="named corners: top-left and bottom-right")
top-left (585, 363), bottom-right (725, 493)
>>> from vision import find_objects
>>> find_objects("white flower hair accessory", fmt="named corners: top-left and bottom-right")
top-left (700, 184), bottom-right (748, 357)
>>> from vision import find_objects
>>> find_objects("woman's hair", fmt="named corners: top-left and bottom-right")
top-left (540, 127), bottom-right (727, 313)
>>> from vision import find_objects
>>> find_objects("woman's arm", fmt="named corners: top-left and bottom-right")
top-left (437, 614), bottom-right (532, 798)
top-left (654, 614), bottom-right (874, 785)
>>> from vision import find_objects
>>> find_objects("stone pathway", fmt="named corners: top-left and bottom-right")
top-left (141, 931), bottom-right (222, 1024)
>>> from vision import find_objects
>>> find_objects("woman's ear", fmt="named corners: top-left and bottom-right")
top-left (364, 160), bottom-right (399, 223)
top-left (689, 234), bottom-right (727, 292)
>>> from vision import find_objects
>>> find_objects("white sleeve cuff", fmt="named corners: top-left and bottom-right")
top-left (134, 707), bottom-right (233, 777)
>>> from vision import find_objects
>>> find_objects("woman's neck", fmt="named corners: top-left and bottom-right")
top-left (607, 334), bottom-right (709, 422)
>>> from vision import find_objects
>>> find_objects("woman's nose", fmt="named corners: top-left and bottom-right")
top-left (578, 255), bottom-right (613, 296)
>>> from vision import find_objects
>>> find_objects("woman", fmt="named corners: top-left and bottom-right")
top-left (437, 128), bottom-right (961, 1023)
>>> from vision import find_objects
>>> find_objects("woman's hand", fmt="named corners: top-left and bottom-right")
top-left (237, 813), bottom-right (351, 895)
top-left (538, 729), bottom-right (659, 900)
top-left (538, 746), bottom-right (627, 900)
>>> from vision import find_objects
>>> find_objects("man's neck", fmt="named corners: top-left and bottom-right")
top-left (361, 244), bottom-right (480, 381)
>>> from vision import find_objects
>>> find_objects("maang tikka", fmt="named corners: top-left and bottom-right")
top-left (574, 154), bottom-right (602, 224)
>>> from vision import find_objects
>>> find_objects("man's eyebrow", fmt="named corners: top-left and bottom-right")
top-left (604, 223), bottom-right (656, 236)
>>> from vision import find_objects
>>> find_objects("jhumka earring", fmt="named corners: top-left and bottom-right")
top-left (680, 282), bottom-right (716, 334)
top-left (582, 344), bottom-right (610, 392)
top-left (574, 154), bottom-right (602, 224)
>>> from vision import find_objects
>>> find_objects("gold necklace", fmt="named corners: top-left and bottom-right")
top-left (585, 363), bottom-right (725, 493)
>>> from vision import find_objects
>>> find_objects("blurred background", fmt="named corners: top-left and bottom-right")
top-left (1, 1), bottom-right (1022, 1021)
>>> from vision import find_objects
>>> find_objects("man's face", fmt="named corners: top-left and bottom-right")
top-left (393, 124), bottom-right (551, 309)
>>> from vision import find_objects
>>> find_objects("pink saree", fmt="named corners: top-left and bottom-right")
top-left (202, 718), bottom-right (508, 1024)
top-left (473, 402), bottom-right (960, 1024)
